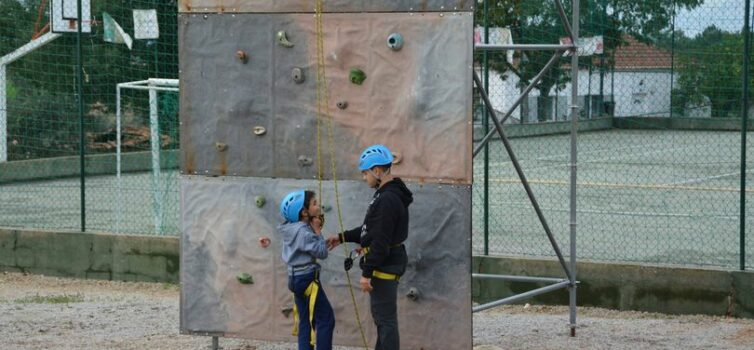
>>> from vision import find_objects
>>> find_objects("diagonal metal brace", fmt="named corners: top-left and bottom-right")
top-left (555, 0), bottom-right (575, 43)
top-left (472, 70), bottom-right (573, 282)
top-left (473, 51), bottom-right (563, 157)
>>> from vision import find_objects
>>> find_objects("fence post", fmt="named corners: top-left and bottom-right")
top-left (76, 0), bottom-right (86, 232)
top-left (741, 0), bottom-right (751, 271)
top-left (482, 0), bottom-right (490, 256)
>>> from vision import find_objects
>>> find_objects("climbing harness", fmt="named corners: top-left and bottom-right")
top-left (291, 270), bottom-right (321, 347)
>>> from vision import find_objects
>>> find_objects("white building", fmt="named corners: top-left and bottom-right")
top-left (481, 36), bottom-right (679, 122)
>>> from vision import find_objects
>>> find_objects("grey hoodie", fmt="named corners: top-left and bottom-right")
top-left (277, 221), bottom-right (328, 276)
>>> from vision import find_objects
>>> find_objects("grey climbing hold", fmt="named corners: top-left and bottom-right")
top-left (387, 33), bottom-right (404, 51)
top-left (215, 142), bottom-right (228, 152)
top-left (407, 287), bottom-right (420, 301)
top-left (298, 155), bottom-right (313, 167)
top-left (253, 126), bottom-right (267, 136)
top-left (276, 30), bottom-right (294, 48)
top-left (349, 68), bottom-right (366, 85)
top-left (321, 204), bottom-right (332, 213)
top-left (336, 101), bottom-right (348, 110)
top-left (255, 195), bottom-right (266, 208)
top-left (236, 272), bottom-right (253, 285)
top-left (292, 67), bottom-right (305, 84)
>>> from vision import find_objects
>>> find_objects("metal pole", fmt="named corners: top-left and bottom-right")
top-left (116, 86), bottom-right (122, 233)
top-left (473, 71), bottom-right (573, 282)
top-left (211, 336), bottom-right (219, 350)
top-left (472, 281), bottom-right (571, 313)
top-left (149, 85), bottom-right (164, 235)
top-left (483, 0), bottom-right (490, 256)
top-left (0, 64), bottom-right (6, 163)
top-left (474, 52), bottom-right (563, 157)
top-left (569, 0), bottom-right (581, 336)
top-left (670, 1), bottom-right (676, 118)
top-left (554, 0), bottom-right (575, 42)
top-left (472, 274), bottom-right (566, 284)
top-left (742, 0), bottom-right (751, 271)
top-left (76, 0), bottom-right (86, 232)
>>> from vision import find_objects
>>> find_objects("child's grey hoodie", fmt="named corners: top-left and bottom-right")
top-left (277, 221), bottom-right (328, 276)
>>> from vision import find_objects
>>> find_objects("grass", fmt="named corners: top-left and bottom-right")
top-left (14, 293), bottom-right (84, 304)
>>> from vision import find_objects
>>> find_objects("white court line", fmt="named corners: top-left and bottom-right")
top-left (488, 202), bottom-right (739, 220)
top-left (475, 144), bottom-right (699, 174)
top-left (667, 169), bottom-right (754, 186)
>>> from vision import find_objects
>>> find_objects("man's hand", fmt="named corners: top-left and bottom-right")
top-left (326, 235), bottom-right (341, 250)
top-left (360, 276), bottom-right (373, 293)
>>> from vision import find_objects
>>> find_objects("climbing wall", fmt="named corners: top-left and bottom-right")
top-left (178, 2), bottom-right (473, 349)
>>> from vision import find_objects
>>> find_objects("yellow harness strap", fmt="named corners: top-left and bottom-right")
top-left (361, 244), bottom-right (404, 281)
top-left (372, 270), bottom-right (400, 281)
top-left (291, 280), bottom-right (320, 346)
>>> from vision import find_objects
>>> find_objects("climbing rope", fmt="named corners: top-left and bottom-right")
top-left (313, 1), bottom-right (370, 349)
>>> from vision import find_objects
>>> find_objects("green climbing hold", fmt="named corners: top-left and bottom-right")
top-left (349, 68), bottom-right (367, 85)
top-left (237, 272), bottom-right (254, 284)
top-left (255, 195), bottom-right (266, 208)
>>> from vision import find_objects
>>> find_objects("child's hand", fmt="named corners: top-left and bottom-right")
top-left (310, 216), bottom-right (323, 235)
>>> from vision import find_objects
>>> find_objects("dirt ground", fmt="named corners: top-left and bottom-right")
top-left (0, 272), bottom-right (752, 349)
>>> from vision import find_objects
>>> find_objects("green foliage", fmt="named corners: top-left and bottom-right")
top-left (1, 1), bottom-right (179, 160)
top-left (14, 293), bottom-right (84, 304)
top-left (670, 26), bottom-right (751, 118)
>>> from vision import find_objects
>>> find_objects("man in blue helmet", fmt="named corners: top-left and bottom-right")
top-left (327, 144), bottom-right (413, 350)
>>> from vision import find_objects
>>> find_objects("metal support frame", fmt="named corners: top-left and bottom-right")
top-left (472, 0), bottom-right (579, 337)
top-left (115, 78), bottom-right (178, 235)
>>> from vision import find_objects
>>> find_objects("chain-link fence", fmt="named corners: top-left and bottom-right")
top-left (0, 1), bottom-right (752, 269)
top-left (0, 1), bottom-right (179, 235)
top-left (473, 0), bottom-right (753, 270)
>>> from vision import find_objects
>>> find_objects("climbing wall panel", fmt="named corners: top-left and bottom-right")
top-left (179, 176), bottom-right (472, 349)
top-left (178, 0), bottom-right (474, 13)
top-left (179, 12), bottom-right (473, 184)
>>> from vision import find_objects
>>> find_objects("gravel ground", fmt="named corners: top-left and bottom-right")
top-left (0, 272), bottom-right (753, 349)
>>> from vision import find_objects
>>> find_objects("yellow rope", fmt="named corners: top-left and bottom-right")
top-left (314, 1), bottom-right (369, 348)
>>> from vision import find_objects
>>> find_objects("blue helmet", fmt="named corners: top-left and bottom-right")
top-left (358, 144), bottom-right (394, 171)
top-left (280, 190), bottom-right (306, 222)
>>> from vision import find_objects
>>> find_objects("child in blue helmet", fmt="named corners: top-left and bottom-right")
top-left (327, 144), bottom-right (413, 350)
top-left (278, 190), bottom-right (335, 350)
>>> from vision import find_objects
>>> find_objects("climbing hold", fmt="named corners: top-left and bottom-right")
top-left (255, 195), bottom-right (266, 208)
top-left (236, 272), bottom-right (254, 284)
top-left (406, 287), bottom-right (420, 301)
top-left (336, 101), bottom-right (348, 110)
top-left (236, 50), bottom-right (249, 64)
top-left (391, 152), bottom-right (403, 165)
top-left (349, 68), bottom-right (366, 85)
top-left (387, 33), bottom-right (404, 51)
top-left (321, 204), bottom-right (332, 213)
top-left (258, 236), bottom-right (271, 249)
top-left (281, 307), bottom-right (294, 318)
top-left (215, 142), bottom-right (228, 152)
top-left (292, 67), bottom-right (305, 84)
top-left (298, 155), bottom-right (313, 167)
top-left (253, 126), bottom-right (267, 136)
top-left (276, 30), bottom-right (294, 48)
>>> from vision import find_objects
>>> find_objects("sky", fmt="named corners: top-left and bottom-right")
top-left (676, 0), bottom-right (750, 36)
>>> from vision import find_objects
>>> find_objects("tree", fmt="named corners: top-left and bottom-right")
top-left (670, 26), bottom-right (751, 118)
top-left (1, 0), bottom-right (179, 159)
top-left (476, 0), bottom-right (702, 121)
